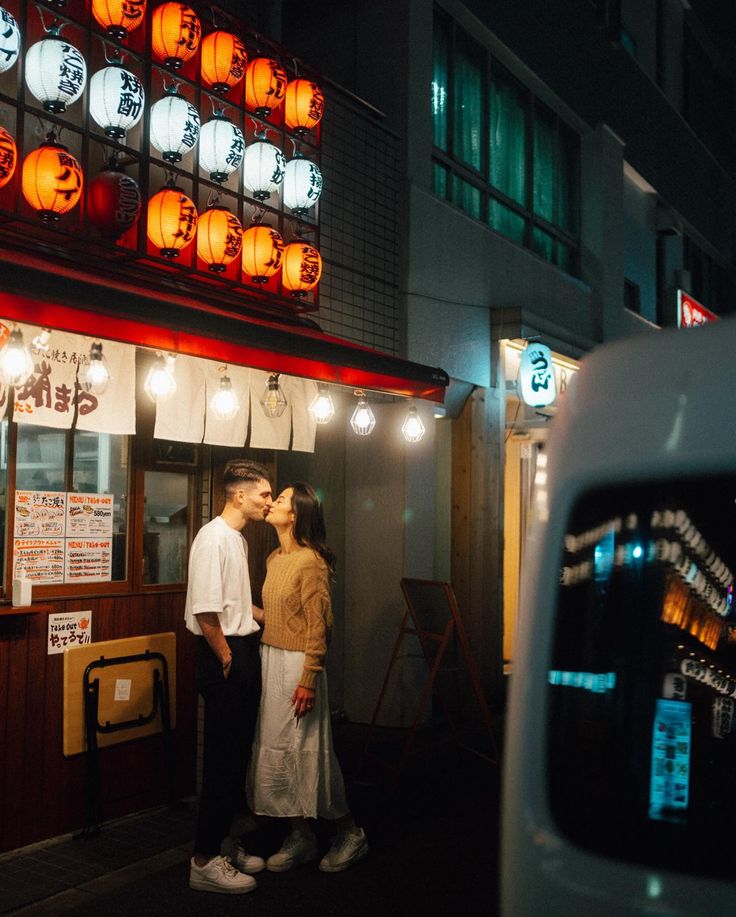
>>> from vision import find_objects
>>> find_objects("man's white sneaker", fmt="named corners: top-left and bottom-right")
top-left (232, 842), bottom-right (266, 874)
top-left (318, 827), bottom-right (369, 873)
top-left (189, 855), bottom-right (257, 894)
top-left (265, 829), bottom-right (319, 872)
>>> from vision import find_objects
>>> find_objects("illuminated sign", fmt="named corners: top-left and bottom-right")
top-left (519, 343), bottom-right (556, 407)
top-left (677, 290), bottom-right (718, 328)
top-left (649, 698), bottom-right (691, 823)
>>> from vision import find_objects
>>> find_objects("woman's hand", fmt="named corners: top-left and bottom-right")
top-left (291, 685), bottom-right (316, 720)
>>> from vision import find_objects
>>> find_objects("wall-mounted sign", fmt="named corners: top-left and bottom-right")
top-left (519, 343), bottom-right (556, 408)
top-left (47, 610), bottom-right (92, 655)
top-left (677, 290), bottom-right (718, 328)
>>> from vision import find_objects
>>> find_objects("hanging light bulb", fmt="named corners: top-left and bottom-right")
top-left (309, 383), bottom-right (335, 424)
top-left (350, 390), bottom-right (375, 436)
top-left (25, 32), bottom-right (87, 114)
top-left (144, 352), bottom-right (177, 401)
top-left (283, 154), bottom-right (322, 216)
top-left (401, 401), bottom-right (425, 443)
top-left (149, 87), bottom-right (200, 163)
top-left (198, 112), bottom-right (244, 182)
top-left (31, 328), bottom-right (51, 352)
top-left (0, 327), bottom-right (34, 387)
top-left (260, 373), bottom-right (287, 418)
top-left (211, 368), bottom-right (239, 420)
top-left (84, 341), bottom-right (111, 394)
top-left (242, 138), bottom-right (286, 202)
top-left (0, 6), bottom-right (21, 75)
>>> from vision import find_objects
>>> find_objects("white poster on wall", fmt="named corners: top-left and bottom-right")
top-left (47, 610), bottom-right (93, 655)
top-left (66, 493), bottom-right (114, 537)
top-left (13, 537), bottom-right (65, 583)
top-left (64, 538), bottom-right (113, 583)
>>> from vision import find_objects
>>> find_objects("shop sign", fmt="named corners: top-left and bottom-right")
top-left (519, 343), bottom-right (556, 408)
top-left (677, 290), bottom-right (718, 328)
top-left (47, 610), bottom-right (92, 655)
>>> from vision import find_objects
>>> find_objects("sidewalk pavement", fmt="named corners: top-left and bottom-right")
top-left (0, 721), bottom-right (501, 917)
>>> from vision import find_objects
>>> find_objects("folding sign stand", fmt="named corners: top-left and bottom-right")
top-left (75, 650), bottom-right (174, 839)
top-left (363, 579), bottom-right (499, 789)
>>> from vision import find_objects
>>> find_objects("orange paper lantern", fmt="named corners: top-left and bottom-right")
top-left (147, 186), bottom-right (198, 258)
top-left (92, 0), bottom-right (146, 40)
top-left (151, 2), bottom-right (200, 70)
top-left (245, 57), bottom-right (287, 119)
top-left (22, 141), bottom-right (83, 221)
top-left (281, 241), bottom-right (322, 295)
top-left (241, 225), bottom-right (284, 283)
top-left (0, 126), bottom-right (17, 189)
top-left (200, 30), bottom-right (247, 93)
top-left (284, 79), bottom-right (325, 135)
top-left (197, 207), bottom-right (243, 272)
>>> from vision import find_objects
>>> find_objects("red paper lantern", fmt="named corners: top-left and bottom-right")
top-left (92, 0), bottom-right (146, 40)
top-left (244, 57), bottom-right (287, 119)
top-left (87, 169), bottom-right (142, 239)
top-left (284, 79), bottom-right (325, 135)
top-left (22, 141), bottom-right (83, 221)
top-left (281, 241), bottom-right (322, 296)
top-left (241, 225), bottom-right (284, 283)
top-left (0, 126), bottom-right (17, 189)
top-left (200, 30), bottom-right (247, 93)
top-left (197, 206), bottom-right (243, 272)
top-left (147, 186), bottom-right (198, 258)
top-left (151, 2), bottom-right (200, 70)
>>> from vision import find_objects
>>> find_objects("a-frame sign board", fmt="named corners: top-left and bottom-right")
top-left (363, 578), bottom-right (499, 788)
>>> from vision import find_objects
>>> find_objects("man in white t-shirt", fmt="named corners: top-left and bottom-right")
top-left (186, 459), bottom-right (272, 895)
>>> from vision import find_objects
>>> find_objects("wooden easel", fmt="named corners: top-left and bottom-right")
top-left (363, 578), bottom-right (499, 788)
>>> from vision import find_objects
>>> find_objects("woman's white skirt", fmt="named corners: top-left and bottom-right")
top-left (247, 644), bottom-right (349, 819)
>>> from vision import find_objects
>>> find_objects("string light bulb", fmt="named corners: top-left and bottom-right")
top-left (144, 352), bottom-right (177, 401)
top-left (350, 390), bottom-right (375, 436)
top-left (260, 373), bottom-right (287, 418)
top-left (309, 383), bottom-right (335, 424)
top-left (401, 401), bottom-right (425, 443)
top-left (0, 327), bottom-right (34, 387)
top-left (211, 368), bottom-right (239, 420)
top-left (84, 341), bottom-right (111, 394)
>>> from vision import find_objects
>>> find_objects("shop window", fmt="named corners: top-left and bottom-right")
top-left (143, 471), bottom-right (190, 585)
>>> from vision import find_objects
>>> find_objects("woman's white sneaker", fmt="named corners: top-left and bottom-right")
top-left (189, 855), bottom-right (257, 893)
top-left (232, 842), bottom-right (266, 874)
top-left (266, 829), bottom-right (319, 872)
top-left (318, 828), bottom-right (369, 872)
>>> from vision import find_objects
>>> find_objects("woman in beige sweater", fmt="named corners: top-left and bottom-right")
top-left (246, 482), bottom-right (368, 873)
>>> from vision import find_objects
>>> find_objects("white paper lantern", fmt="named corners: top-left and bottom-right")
top-left (242, 139), bottom-right (285, 202)
top-left (25, 36), bottom-right (87, 113)
top-left (519, 342), bottom-right (556, 407)
top-left (0, 6), bottom-right (21, 75)
top-left (150, 91), bottom-right (200, 163)
top-left (199, 114), bottom-right (244, 183)
top-left (283, 155), bottom-right (322, 215)
top-left (89, 65), bottom-right (144, 139)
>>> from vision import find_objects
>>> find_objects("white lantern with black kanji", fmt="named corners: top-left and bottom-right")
top-left (0, 6), bottom-right (21, 74)
top-left (89, 64), bottom-right (144, 139)
top-left (199, 113), bottom-right (244, 183)
top-left (283, 154), bottom-right (322, 216)
top-left (25, 35), bottom-right (87, 114)
top-left (149, 88), bottom-right (200, 163)
top-left (242, 139), bottom-right (285, 202)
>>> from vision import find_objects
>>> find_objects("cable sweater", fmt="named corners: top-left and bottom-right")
top-left (261, 546), bottom-right (333, 690)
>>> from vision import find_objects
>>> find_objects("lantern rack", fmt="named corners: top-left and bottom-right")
top-left (0, 0), bottom-right (325, 317)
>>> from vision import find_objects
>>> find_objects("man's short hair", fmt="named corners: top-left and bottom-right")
top-left (223, 460), bottom-right (271, 497)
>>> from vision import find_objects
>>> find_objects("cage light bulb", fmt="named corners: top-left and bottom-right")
top-left (211, 374), bottom-right (239, 420)
top-left (84, 341), bottom-right (110, 394)
top-left (401, 403), bottom-right (425, 443)
top-left (260, 373), bottom-right (287, 418)
top-left (144, 353), bottom-right (177, 401)
top-left (350, 394), bottom-right (375, 436)
top-left (0, 328), bottom-right (34, 387)
top-left (309, 384), bottom-right (335, 424)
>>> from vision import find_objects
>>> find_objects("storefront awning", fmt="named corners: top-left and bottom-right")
top-left (0, 254), bottom-right (448, 403)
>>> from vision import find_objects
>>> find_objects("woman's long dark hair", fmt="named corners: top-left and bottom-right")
top-left (289, 482), bottom-right (336, 576)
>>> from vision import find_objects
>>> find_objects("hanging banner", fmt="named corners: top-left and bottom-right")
top-left (286, 376), bottom-right (318, 453)
top-left (153, 354), bottom-right (206, 443)
top-left (249, 369), bottom-right (291, 449)
top-left (75, 339), bottom-right (136, 435)
top-left (203, 363), bottom-right (251, 447)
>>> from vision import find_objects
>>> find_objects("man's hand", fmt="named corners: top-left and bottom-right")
top-left (291, 685), bottom-right (316, 720)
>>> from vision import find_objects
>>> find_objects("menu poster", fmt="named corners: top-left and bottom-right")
top-left (47, 610), bottom-right (92, 655)
top-left (66, 493), bottom-right (114, 537)
top-left (64, 539), bottom-right (112, 583)
top-left (14, 491), bottom-right (66, 538)
top-left (13, 538), bottom-right (65, 584)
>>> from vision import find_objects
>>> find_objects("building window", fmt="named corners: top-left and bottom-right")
top-left (431, 12), bottom-right (580, 274)
top-left (143, 470), bottom-right (191, 585)
top-left (683, 236), bottom-right (734, 317)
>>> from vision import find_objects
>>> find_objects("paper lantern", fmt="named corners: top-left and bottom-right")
top-left (199, 113), bottom-right (244, 182)
top-left (241, 224), bottom-right (283, 283)
top-left (22, 141), bottom-right (83, 221)
top-left (0, 126), bottom-right (17, 189)
top-left (519, 342), bottom-right (556, 407)
top-left (87, 168), bottom-right (142, 238)
top-left (242, 139), bottom-right (285, 202)
top-left (25, 36), bottom-right (87, 114)
top-left (92, 0), bottom-right (146, 40)
top-left (244, 57), bottom-right (287, 118)
top-left (147, 186), bottom-right (198, 258)
top-left (151, 2), bottom-right (200, 70)
top-left (0, 6), bottom-right (21, 74)
top-left (200, 30), bottom-right (247, 93)
top-left (150, 90), bottom-right (200, 162)
top-left (89, 64), bottom-right (144, 139)
top-left (197, 206), bottom-right (242, 272)
top-left (283, 155), bottom-right (322, 215)
top-left (281, 241), bottom-right (322, 295)
top-left (284, 79), bottom-right (325, 135)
